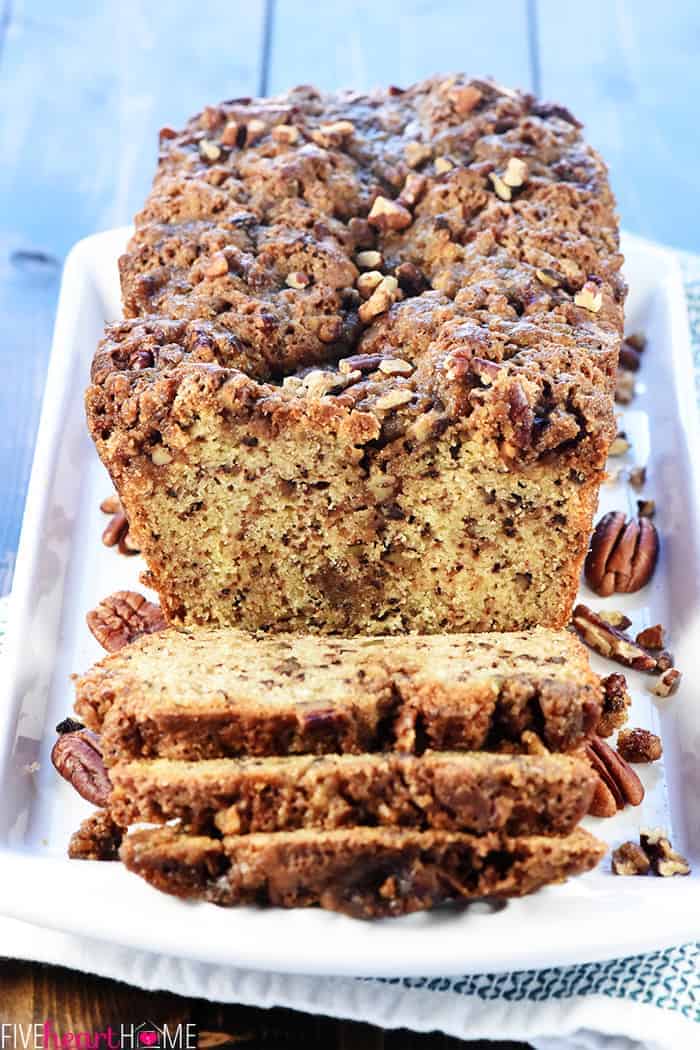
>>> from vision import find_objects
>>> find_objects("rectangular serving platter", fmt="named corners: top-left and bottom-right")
top-left (0, 228), bottom-right (699, 978)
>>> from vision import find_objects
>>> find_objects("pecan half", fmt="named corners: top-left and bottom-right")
top-left (585, 734), bottom-right (644, 816)
top-left (640, 828), bottom-right (690, 876)
top-left (612, 841), bottom-right (651, 875)
top-left (572, 605), bottom-right (658, 672)
top-left (86, 590), bottom-right (166, 653)
top-left (617, 727), bottom-right (663, 763)
top-left (101, 498), bottom-right (140, 557)
top-left (595, 672), bottom-right (631, 737)
top-left (51, 728), bottom-right (111, 807)
top-left (585, 512), bottom-right (658, 596)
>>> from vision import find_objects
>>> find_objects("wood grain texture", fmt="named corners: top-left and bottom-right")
top-left (537, 0), bottom-right (700, 251)
top-left (0, 0), bottom-right (266, 594)
top-left (0, 959), bottom-right (533, 1048)
top-left (266, 0), bottom-right (533, 94)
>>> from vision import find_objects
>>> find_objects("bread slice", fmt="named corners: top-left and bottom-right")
top-left (120, 825), bottom-right (605, 918)
top-left (109, 751), bottom-right (596, 837)
top-left (74, 625), bottom-right (602, 763)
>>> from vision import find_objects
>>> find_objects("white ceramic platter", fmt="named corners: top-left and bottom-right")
top-left (0, 229), bottom-right (699, 977)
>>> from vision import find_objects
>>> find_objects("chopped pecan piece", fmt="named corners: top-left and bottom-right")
top-left (99, 494), bottom-right (121, 515)
top-left (358, 275), bottom-right (400, 322)
top-left (617, 727), bottom-right (663, 763)
top-left (448, 83), bottom-right (482, 115)
top-left (615, 369), bottom-right (636, 404)
top-left (395, 261), bottom-right (428, 295)
top-left (356, 270), bottom-right (384, 298)
top-left (502, 156), bottom-right (528, 187)
top-left (625, 332), bottom-right (647, 352)
top-left (506, 382), bottom-right (534, 449)
top-left (595, 672), bottom-right (631, 737)
top-left (535, 267), bottom-right (562, 288)
top-left (355, 250), bottom-right (383, 269)
top-left (367, 196), bottom-right (412, 231)
top-left (637, 499), bottom-right (656, 518)
top-left (585, 512), bottom-right (658, 596)
top-left (574, 281), bottom-right (603, 313)
top-left (585, 735), bottom-right (644, 816)
top-left (609, 431), bottom-right (631, 457)
top-left (572, 605), bottom-right (658, 672)
top-left (619, 339), bottom-right (644, 372)
top-left (405, 141), bottom-right (432, 168)
top-left (86, 590), bottom-right (166, 653)
top-left (434, 156), bottom-right (453, 174)
top-left (652, 667), bottom-right (682, 697)
top-left (620, 332), bottom-right (647, 372)
top-left (640, 828), bottom-right (690, 876)
top-left (612, 841), bottom-right (651, 876)
top-left (398, 172), bottom-right (426, 208)
top-left (628, 465), bottom-right (646, 489)
top-left (489, 172), bottom-right (512, 201)
top-left (68, 811), bottom-right (122, 861)
top-left (338, 353), bottom-right (383, 374)
top-left (51, 728), bottom-right (110, 808)
top-left (635, 624), bottom-right (665, 650)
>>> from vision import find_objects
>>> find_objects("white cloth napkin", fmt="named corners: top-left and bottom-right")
top-left (4, 249), bottom-right (700, 1049)
top-left (0, 913), bottom-right (698, 1049)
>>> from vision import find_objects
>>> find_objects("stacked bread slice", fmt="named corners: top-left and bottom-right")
top-left (70, 623), bottom-right (606, 918)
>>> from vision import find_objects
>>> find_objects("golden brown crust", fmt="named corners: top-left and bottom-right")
top-left (119, 824), bottom-right (606, 918)
top-left (86, 75), bottom-right (624, 634)
top-left (74, 625), bottom-right (602, 762)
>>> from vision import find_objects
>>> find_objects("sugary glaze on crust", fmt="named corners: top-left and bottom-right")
top-left (74, 625), bottom-right (602, 761)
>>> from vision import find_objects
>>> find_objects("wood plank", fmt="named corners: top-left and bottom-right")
top-left (536, 0), bottom-right (700, 250)
top-left (0, 958), bottom-right (534, 1048)
top-left (0, 0), bottom-right (267, 595)
top-left (267, 0), bottom-right (533, 95)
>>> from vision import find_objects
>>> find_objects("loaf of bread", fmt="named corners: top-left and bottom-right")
top-left (86, 75), bottom-right (624, 635)
top-left (74, 624), bottom-right (602, 763)
top-left (120, 824), bottom-right (605, 918)
top-left (109, 750), bottom-right (597, 836)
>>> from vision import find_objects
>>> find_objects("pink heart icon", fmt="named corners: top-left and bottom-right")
top-left (140, 1034), bottom-right (158, 1046)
